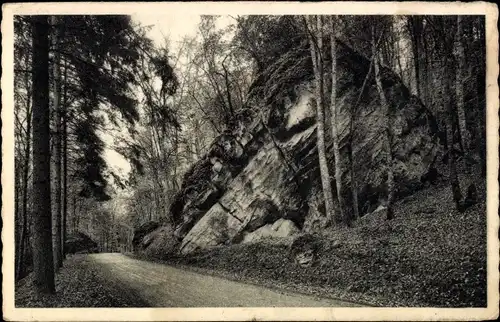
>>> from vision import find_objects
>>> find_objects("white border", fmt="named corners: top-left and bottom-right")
top-left (2, 2), bottom-right (499, 321)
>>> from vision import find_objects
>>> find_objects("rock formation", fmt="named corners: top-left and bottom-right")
top-left (136, 40), bottom-right (439, 255)
top-left (65, 232), bottom-right (99, 254)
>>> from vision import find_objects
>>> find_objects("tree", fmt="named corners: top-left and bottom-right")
top-left (439, 17), bottom-right (464, 210)
top-left (51, 15), bottom-right (63, 270)
top-left (455, 16), bottom-right (470, 160)
top-left (14, 16), bottom-right (34, 281)
top-left (425, 15), bottom-right (477, 211)
top-left (187, 16), bottom-right (253, 130)
top-left (51, 16), bottom-right (151, 241)
top-left (371, 22), bottom-right (395, 220)
top-left (115, 34), bottom-right (181, 225)
top-left (14, 16), bottom-right (152, 284)
top-left (328, 16), bottom-right (346, 224)
top-left (407, 16), bottom-right (424, 99)
top-left (473, 17), bottom-right (487, 177)
top-left (194, 16), bottom-right (237, 128)
top-left (233, 15), bottom-right (303, 76)
top-left (31, 15), bottom-right (55, 293)
top-left (304, 16), bottom-right (336, 225)
top-left (61, 57), bottom-right (69, 260)
top-left (16, 101), bottom-right (32, 280)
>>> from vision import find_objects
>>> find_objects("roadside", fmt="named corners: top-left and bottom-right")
top-left (134, 173), bottom-right (487, 307)
top-left (15, 252), bottom-right (363, 307)
top-left (15, 254), bottom-right (148, 308)
top-left (90, 253), bottom-right (362, 307)
top-left (126, 252), bottom-right (373, 307)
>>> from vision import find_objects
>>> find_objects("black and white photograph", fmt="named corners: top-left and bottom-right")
top-left (2, 2), bottom-right (499, 321)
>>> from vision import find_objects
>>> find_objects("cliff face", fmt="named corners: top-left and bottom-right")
top-left (138, 40), bottom-right (439, 255)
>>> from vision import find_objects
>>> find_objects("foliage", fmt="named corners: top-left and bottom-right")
top-left (56, 15), bottom-right (146, 200)
top-left (14, 16), bottom-right (159, 281)
top-left (116, 32), bottom-right (181, 226)
top-left (233, 15), bottom-right (304, 74)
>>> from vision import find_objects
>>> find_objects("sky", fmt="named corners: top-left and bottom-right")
top-left (132, 13), bottom-right (201, 50)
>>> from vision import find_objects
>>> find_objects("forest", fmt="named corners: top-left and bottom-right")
top-left (13, 14), bottom-right (487, 307)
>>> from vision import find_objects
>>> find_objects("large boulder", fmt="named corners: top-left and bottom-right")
top-left (242, 219), bottom-right (300, 244)
top-left (179, 128), bottom-right (312, 254)
top-left (290, 234), bottom-right (322, 267)
top-left (168, 119), bottom-right (266, 237)
top-left (132, 221), bottom-right (159, 249)
top-left (65, 232), bottom-right (98, 254)
top-left (143, 225), bottom-right (179, 258)
top-left (143, 40), bottom-right (439, 255)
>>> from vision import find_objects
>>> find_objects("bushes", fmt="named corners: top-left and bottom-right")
top-left (290, 234), bottom-right (320, 257)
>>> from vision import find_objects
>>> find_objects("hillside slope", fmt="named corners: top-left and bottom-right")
top-left (138, 170), bottom-right (486, 307)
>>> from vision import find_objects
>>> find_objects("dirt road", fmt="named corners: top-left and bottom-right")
top-left (89, 253), bottom-right (361, 307)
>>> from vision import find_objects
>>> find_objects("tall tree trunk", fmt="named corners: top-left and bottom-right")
top-left (173, 128), bottom-right (180, 190)
top-left (455, 16), bottom-right (470, 161)
top-left (51, 16), bottom-right (63, 270)
top-left (72, 194), bottom-right (77, 233)
top-left (111, 211), bottom-right (116, 252)
top-left (222, 59), bottom-right (234, 118)
top-left (394, 38), bottom-right (402, 79)
top-left (347, 142), bottom-right (359, 220)
top-left (61, 58), bottom-right (68, 260)
top-left (17, 59), bottom-right (33, 281)
top-left (15, 162), bottom-right (21, 279)
top-left (328, 16), bottom-right (346, 224)
top-left (409, 17), bottom-right (422, 98)
top-left (422, 19), bottom-right (431, 107)
top-left (372, 25), bottom-right (395, 220)
top-left (31, 15), bottom-right (55, 293)
top-left (444, 53), bottom-right (464, 210)
top-left (17, 114), bottom-right (32, 281)
top-left (305, 16), bottom-right (336, 225)
top-left (477, 19), bottom-right (486, 177)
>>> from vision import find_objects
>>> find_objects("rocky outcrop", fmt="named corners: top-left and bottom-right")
top-left (142, 225), bottom-right (179, 258)
top-left (241, 219), bottom-right (300, 244)
top-left (65, 232), bottom-right (98, 254)
top-left (132, 221), bottom-right (159, 249)
top-left (178, 120), bottom-right (316, 253)
top-left (290, 234), bottom-right (322, 267)
top-left (139, 40), bottom-right (439, 255)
